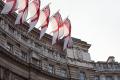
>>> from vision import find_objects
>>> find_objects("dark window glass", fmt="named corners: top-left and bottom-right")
top-left (32, 58), bottom-right (39, 66)
top-left (21, 51), bottom-right (27, 60)
top-left (34, 42), bottom-right (42, 49)
top-left (48, 64), bottom-right (54, 73)
top-left (79, 72), bottom-right (86, 80)
top-left (60, 54), bottom-right (66, 59)
top-left (7, 42), bottom-right (13, 51)
top-left (1, 33), bottom-right (6, 38)
top-left (16, 43), bottom-right (20, 47)
top-left (9, 26), bottom-right (14, 34)
top-left (61, 68), bottom-right (66, 77)
top-left (95, 76), bottom-right (100, 80)
top-left (21, 35), bottom-right (28, 42)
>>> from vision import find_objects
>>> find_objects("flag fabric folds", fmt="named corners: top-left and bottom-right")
top-left (1, 0), bottom-right (73, 50)
top-left (15, 0), bottom-right (28, 24)
top-left (39, 4), bottom-right (50, 39)
top-left (58, 20), bottom-right (64, 40)
top-left (63, 18), bottom-right (72, 50)
top-left (50, 11), bottom-right (63, 45)
top-left (28, 0), bottom-right (40, 33)
top-left (1, 0), bottom-right (17, 14)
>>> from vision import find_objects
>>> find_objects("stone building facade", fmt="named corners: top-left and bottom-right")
top-left (0, 1), bottom-right (120, 80)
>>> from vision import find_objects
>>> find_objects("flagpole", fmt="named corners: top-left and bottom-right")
top-left (41, 2), bottom-right (51, 11)
top-left (50, 9), bottom-right (60, 18)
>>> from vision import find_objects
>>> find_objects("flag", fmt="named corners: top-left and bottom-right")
top-left (54, 12), bottom-right (63, 40)
top-left (39, 4), bottom-right (50, 39)
top-left (1, 0), bottom-right (17, 14)
top-left (57, 21), bottom-right (64, 39)
top-left (28, 0), bottom-right (40, 33)
top-left (63, 18), bottom-right (72, 50)
top-left (15, 0), bottom-right (28, 24)
top-left (50, 11), bottom-right (62, 45)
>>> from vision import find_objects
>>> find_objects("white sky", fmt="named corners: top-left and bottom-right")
top-left (40, 0), bottom-right (120, 62)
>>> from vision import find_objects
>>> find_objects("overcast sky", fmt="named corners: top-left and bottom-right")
top-left (40, 0), bottom-right (120, 62)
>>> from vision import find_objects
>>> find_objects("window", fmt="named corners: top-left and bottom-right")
top-left (6, 42), bottom-right (13, 51)
top-left (34, 42), bottom-right (42, 49)
top-left (60, 54), bottom-right (66, 59)
top-left (16, 31), bottom-right (21, 39)
top-left (28, 40), bottom-right (34, 46)
top-left (95, 76), bottom-right (100, 80)
top-left (103, 64), bottom-right (108, 69)
top-left (21, 35), bottom-right (28, 42)
top-left (14, 50), bottom-right (22, 57)
top-left (1, 33), bottom-right (6, 38)
top-left (9, 26), bottom-right (14, 34)
top-left (106, 76), bottom-right (114, 80)
top-left (48, 64), bottom-right (54, 73)
top-left (16, 43), bottom-right (20, 48)
top-left (79, 72), bottom-right (86, 80)
top-left (32, 58), bottom-right (39, 66)
top-left (21, 51), bottom-right (27, 60)
top-left (3, 69), bottom-right (10, 80)
top-left (60, 68), bottom-right (66, 77)
top-left (53, 52), bottom-right (57, 59)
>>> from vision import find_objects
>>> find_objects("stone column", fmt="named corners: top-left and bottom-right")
top-left (114, 75), bottom-right (118, 80)
top-left (100, 75), bottom-right (106, 80)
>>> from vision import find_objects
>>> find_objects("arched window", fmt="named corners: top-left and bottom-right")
top-left (79, 72), bottom-right (86, 80)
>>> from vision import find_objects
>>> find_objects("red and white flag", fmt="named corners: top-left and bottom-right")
top-left (1, 0), bottom-right (17, 14)
top-left (39, 4), bottom-right (50, 39)
top-left (15, 0), bottom-right (28, 24)
top-left (50, 11), bottom-right (63, 45)
top-left (57, 20), bottom-right (64, 40)
top-left (63, 18), bottom-right (72, 50)
top-left (28, 0), bottom-right (40, 33)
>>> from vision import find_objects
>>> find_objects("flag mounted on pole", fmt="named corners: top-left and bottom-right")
top-left (50, 11), bottom-right (63, 45)
top-left (63, 18), bottom-right (72, 50)
top-left (27, 0), bottom-right (40, 33)
top-left (15, 0), bottom-right (28, 24)
top-left (39, 3), bottom-right (50, 39)
top-left (57, 18), bottom-right (64, 40)
top-left (1, 0), bottom-right (73, 49)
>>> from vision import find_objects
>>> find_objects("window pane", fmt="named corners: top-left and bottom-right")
top-left (48, 64), bottom-right (54, 73)
top-left (21, 51), bottom-right (27, 60)
top-left (61, 68), bottom-right (66, 77)
top-left (9, 26), bottom-right (14, 34)
top-left (95, 76), bottom-right (100, 80)
top-left (80, 72), bottom-right (86, 80)
top-left (32, 58), bottom-right (39, 66)
top-left (35, 42), bottom-right (42, 49)
top-left (6, 42), bottom-right (13, 51)
top-left (21, 35), bottom-right (28, 42)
